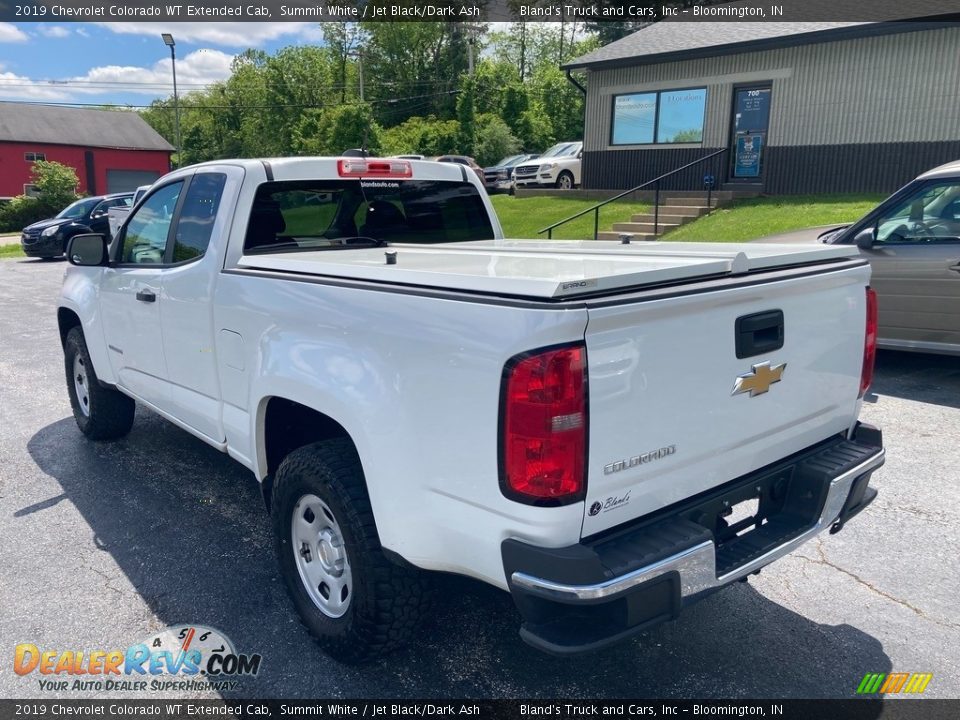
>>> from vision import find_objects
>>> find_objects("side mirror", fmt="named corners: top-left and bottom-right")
top-left (854, 227), bottom-right (876, 250)
top-left (67, 233), bottom-right (109, 267)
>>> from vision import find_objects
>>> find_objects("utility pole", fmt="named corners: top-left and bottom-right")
top-left (460, 23), bottom-right (483, 77)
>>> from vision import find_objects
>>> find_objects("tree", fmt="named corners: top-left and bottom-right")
top-left (0, 161), bottom-right (80, 232)
top-left (293, 103), bottom-right (382, 156)
top-left (473, 115), bottom-right (521, 167)
top-left (31, 161), bottom-right (79, 208)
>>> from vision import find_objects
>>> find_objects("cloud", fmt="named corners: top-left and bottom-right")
top-left (69, 49), bottom-right (236, 95)
top-left (0, 23), bottom-right (29, 43)
top-left (97, 21), bottom-right (316, 48)
top-left (0, 71), bottom-right (71, 101)
top-left (0, 49), bottom-right (234, 103)
top-left (38, 26), bottom-right (71, 38)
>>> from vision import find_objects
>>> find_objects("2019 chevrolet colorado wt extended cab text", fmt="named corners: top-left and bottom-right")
top-left (58, 157), bottom-right (885, 662)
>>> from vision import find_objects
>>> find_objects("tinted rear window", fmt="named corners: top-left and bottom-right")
top-left (244, 179), bottom-right (494, 253)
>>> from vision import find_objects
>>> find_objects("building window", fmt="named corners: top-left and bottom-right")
top-left (23, 184), bottom-right (40, 198)
top-left (611, 88), bottom-right (707, 146)
top-left (24, 152), bottom-right (46, 162)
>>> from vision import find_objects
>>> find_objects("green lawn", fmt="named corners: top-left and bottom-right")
top-left (490, 194), bottom-right (650, 240)
top-left (0, 243), bottom-right (25, 258)
top-left (662, 194), bottom-right (884, 243)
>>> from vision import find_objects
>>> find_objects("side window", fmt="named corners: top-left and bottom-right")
top-left (172, 173), bottom-right (227, 262)
top-left (91, 201), bottom-right (110, 218)
top-left (121, 181), bottom-right (183, 265)
top-left (875, 182), bottom-right (960, 244)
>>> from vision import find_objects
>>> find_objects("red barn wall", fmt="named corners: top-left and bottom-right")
top-left (0, 142), bottom-right (171, 198)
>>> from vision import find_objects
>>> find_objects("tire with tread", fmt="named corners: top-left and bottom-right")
top-left (271, 439), bottom-right (428, 664)
top-left (64, 327), bottom-right (135, 440)
top-left (556, 171), bottom-right (574, 190)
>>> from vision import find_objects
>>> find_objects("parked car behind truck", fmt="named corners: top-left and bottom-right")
top-left (514, 141), bottom-right (582, 189)
top-left (483, 153), bottom-right (539, 193)
top-left (21, 192), bottom-right (132, 259)
top-left (58, 156), bottom-right (884, 663)
top-left (819, 158), bottom-right (960, 356)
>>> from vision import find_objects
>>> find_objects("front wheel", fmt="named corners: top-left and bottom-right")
top-left (272, 440), bottom-right (429, 663)
top-left (64, 327), bottom-right (135, 440)
top-left (556, 171), bottom-right (574, 190)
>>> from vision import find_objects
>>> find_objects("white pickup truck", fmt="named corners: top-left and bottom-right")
top-left (58, 157), bottom-right (885, 662)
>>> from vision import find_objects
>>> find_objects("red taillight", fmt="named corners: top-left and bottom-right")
top-left (337, 158), bottom-right (412, 178)
top-left (860, 287), bottom-right (878, 397)
top-left (500, 345), bottom-right (587, 505)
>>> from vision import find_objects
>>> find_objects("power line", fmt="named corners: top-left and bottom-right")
top-left (0, 89), bottom-right (460, 111)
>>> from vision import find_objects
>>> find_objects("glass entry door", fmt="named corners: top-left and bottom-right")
top-left (731, 86), bottom-right (771, 180)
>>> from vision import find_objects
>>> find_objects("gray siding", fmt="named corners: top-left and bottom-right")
top-left (584, 26), bottom-right (960, 153)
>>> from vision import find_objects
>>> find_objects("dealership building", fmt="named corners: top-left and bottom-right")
top-left (565, 21), bottom-right (960, 194)
top-left (0, 102), bottom-right (173, 200)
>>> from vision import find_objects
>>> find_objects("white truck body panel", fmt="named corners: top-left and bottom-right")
top-left (581, 263), bottom-right (870, 536)
top-left (59, 156), bottom-right (876, 598)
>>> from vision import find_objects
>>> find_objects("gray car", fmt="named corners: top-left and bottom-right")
top-left (821, 159), bottom-right (960, 357)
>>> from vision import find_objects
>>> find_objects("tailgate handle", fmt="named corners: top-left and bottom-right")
top-left (735, 310), bottom-right (784, 359)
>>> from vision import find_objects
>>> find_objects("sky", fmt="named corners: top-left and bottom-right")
top-left (0, 22), bottom-right (328, 107)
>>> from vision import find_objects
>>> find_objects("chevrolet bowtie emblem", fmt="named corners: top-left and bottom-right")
top-left (732, 361), bottom-right (787, 397)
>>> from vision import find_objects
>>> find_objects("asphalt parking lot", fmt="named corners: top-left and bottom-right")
top-left (1, 256), bottom-right (958, 700)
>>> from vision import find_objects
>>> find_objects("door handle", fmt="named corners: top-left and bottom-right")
top-left (135, 289), bottom-right (156, 303)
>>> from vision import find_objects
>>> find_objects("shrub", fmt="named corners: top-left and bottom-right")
top-left (0, 161), bottom-right (80, 233)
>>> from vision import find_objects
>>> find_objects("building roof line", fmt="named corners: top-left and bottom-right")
top-left (563, 19), bottom-right (957, 72)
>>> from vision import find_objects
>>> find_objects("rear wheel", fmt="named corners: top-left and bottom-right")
top-left (64, 327), bottom-right (135, 440)
top-left (556, 171), bottom-right (574, 190)
top-left (272, 439), bottom-right (428, 663)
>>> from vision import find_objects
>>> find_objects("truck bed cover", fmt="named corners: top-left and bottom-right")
top-left (237, 240), bottom-right (859, 299)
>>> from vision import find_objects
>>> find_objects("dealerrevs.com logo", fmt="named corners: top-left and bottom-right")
top-left (14, 625), bottom-right (262, 692)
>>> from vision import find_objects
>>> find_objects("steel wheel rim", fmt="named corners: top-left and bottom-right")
top-left (559, 175), bottom-right (572, 189)
top-left (291, 493), bottom-right (352, 618)
top-left (73, 354), bottom-right (90, 417)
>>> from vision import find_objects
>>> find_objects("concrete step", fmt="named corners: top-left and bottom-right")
top-left (651, 205), bottom-right (709, 217)
top-left (596, 231), bottom-right (657, 242)
top-left (612, 221), bottom-right (681, 233)
top-left (660, 197), bottom-right (721, 207)
top-left (629, 213), bottom-right (698, 225)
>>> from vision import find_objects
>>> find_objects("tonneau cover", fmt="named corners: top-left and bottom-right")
top-left (236, 240), bottom-right (859, 299)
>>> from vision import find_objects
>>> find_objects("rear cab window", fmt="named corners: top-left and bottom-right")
top-left (243, 178), bottom-right (494, 253)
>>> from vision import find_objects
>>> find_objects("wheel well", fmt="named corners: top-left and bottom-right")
top-left (57, 308), bottom-right (82, 347)
top-left (260, 397), bottom-right (354, 511)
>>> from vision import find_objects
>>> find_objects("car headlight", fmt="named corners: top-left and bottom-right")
top-left (498, 171), bottom-right (508, 179)
top-left (41, 225), bottom-right (60, 237)
top-left (540, 163), bottom-right (557, 172)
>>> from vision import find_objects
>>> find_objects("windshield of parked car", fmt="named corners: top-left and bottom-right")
top-left (539, 143), bottom-right (581, 159)
top-left (496, 155), bottom-right (523, 167)
top-left (874, 181), bottom-right (960, 243)
top-left (244, 179), bottom-right (495, 253)
top-left (55, 198), bottom-right (99, 220)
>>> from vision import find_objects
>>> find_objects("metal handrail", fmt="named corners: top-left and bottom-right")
top-left (538, 147), bottom-right (728, 240)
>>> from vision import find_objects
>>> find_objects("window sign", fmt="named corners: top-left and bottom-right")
top-left (657, 89), bottom-right (707, 143)
top-left (734, 87), bottom-right (771, 134)
top-left (734, 134), bottom-right (763, 178)
top-left (612, 93), bottom-right (657, 145)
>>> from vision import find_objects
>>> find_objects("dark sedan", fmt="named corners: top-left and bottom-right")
top-left (21, 193), bottom-right (133, 259)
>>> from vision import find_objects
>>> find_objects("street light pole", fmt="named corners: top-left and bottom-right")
top-left (161, 33), bottom-right (182, 167)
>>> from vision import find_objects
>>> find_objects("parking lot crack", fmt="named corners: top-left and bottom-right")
top-left (796, 539), bottom-right (960, 632)
top-left (78, 553), bottom-right (128, 599)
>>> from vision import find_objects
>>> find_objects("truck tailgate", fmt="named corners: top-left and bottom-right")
top-left (582, 262), bottom-right (871, 537)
